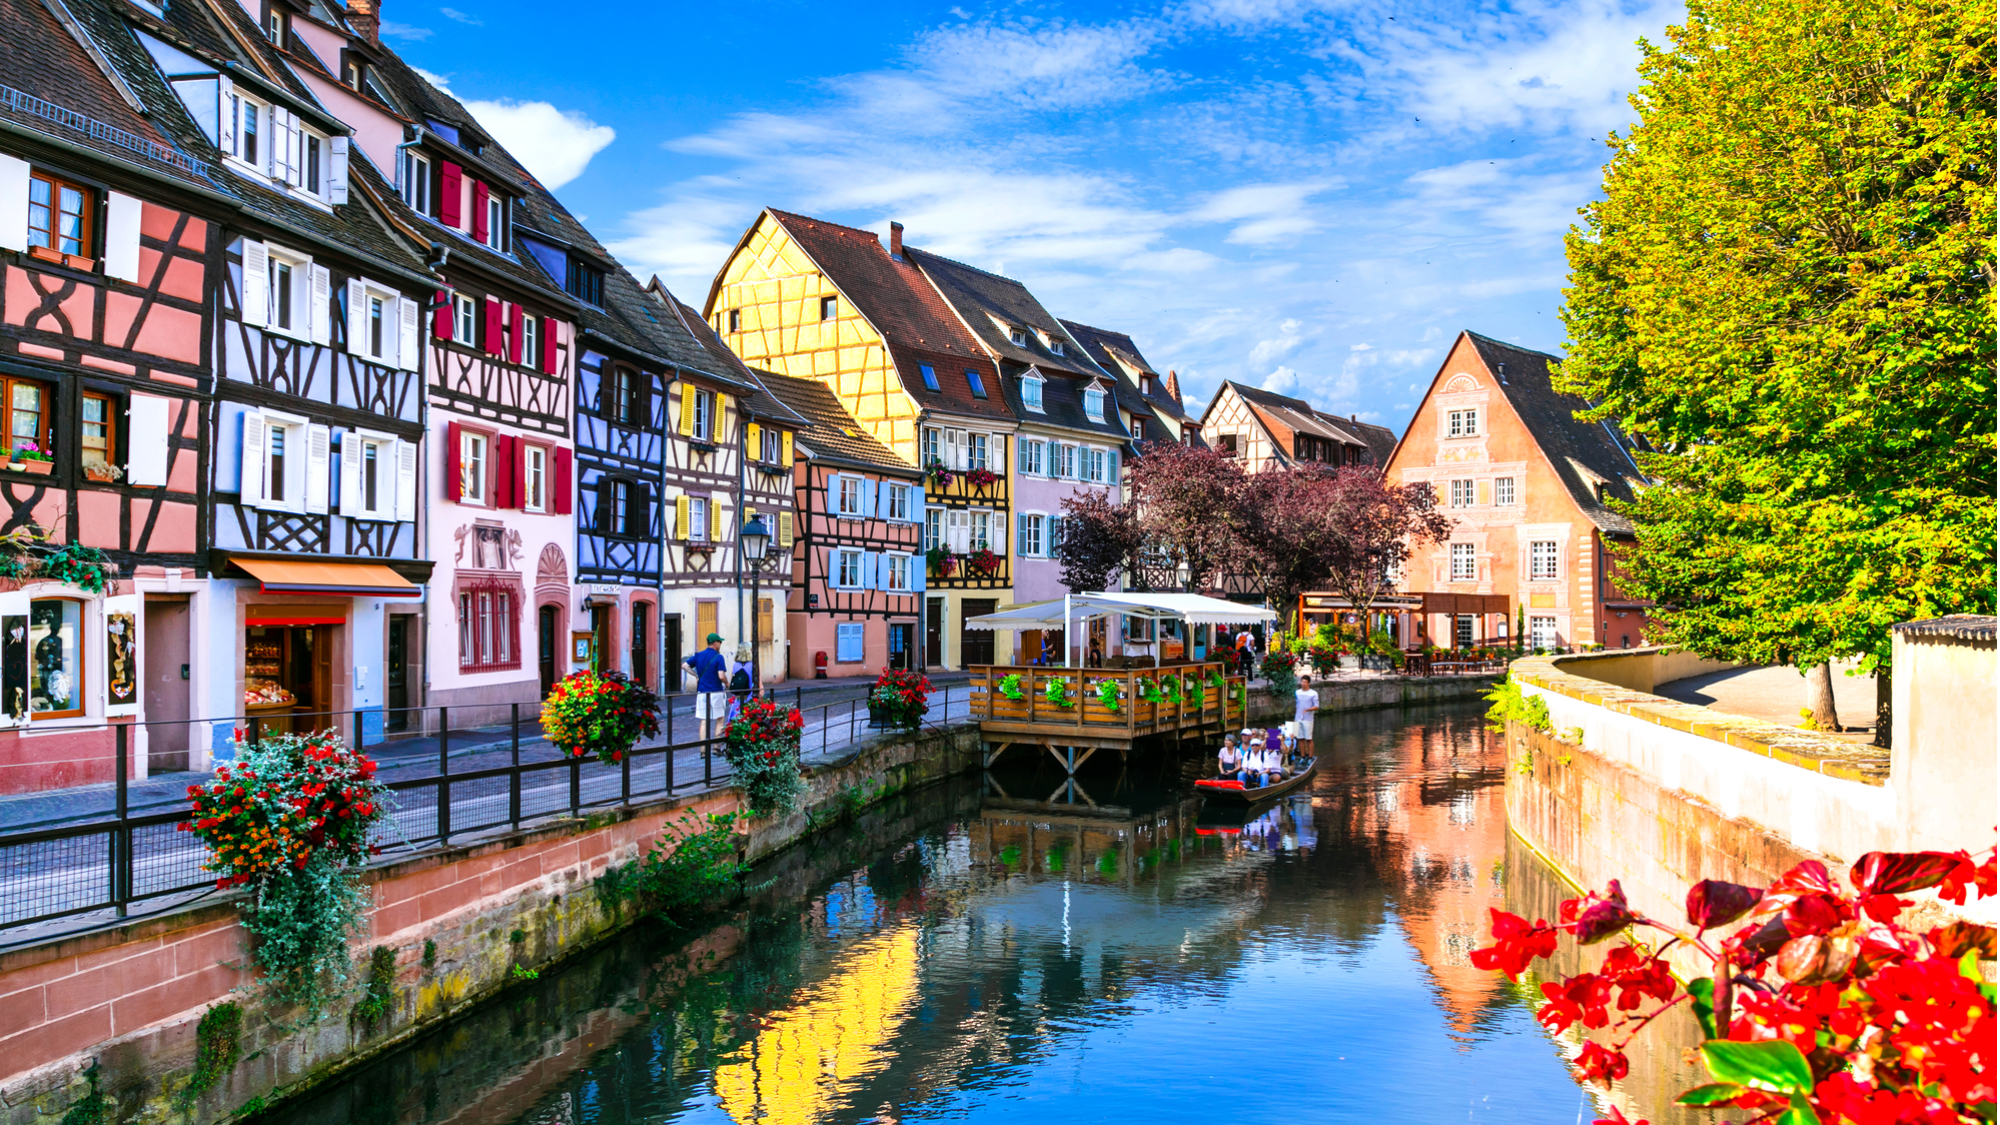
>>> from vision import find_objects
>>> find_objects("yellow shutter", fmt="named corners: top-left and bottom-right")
top-left (778, 511), bottom-right (794, 547)
top-left (674, 494), bottom-right (690, 539)
top-left (746, 422), bottom-right (761, 460)
top-left (715, 393), bottom-right (730, 425)
top-left (780, 431), bottom-right (794, 468)
top-left (757, 597), bottom-right (773, 641)
top-left (678, 384), bottom-right (695, 436)
top-left (709, 494), bottom-right (723, 541)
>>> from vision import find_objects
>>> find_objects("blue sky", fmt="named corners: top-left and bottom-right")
top-left (384, 0), bottom-right (1681, 427)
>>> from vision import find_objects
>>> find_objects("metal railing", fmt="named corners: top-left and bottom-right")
top-left (0, 83), bottom-right (203, 174)
top-left (0, 685), bottom-right (969, 945)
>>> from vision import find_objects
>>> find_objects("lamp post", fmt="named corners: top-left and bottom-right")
top-left (738, 514), bottom-right (780, 698)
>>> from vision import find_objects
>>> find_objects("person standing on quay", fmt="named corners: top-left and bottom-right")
top-left (1294, 674), bottom-right (1319, 754)
top-left (684, 633), bottom-right (729, 741)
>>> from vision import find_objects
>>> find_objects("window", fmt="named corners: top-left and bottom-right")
top-left (485, 195), bottom-right (504, 249)
top-left (970, 510), bottom-right (992, 551)
top-left (1055, 443), bottom-right (1075, 479)
top-left (229, 94), bottom-right (262, 167)
top-left (922, 427), bottom-right (941, 465)
top-left (266, 8), bottom-right (285, 42)
top-left (518, 314), bottom-right (538, 364)
top-left (919, 364), bottom-right (939, 392)
top-left (80, 393), bottom-right (113, 469)
top-left (401, 150), bottom-right (431, 215)
top-left (303, 134), bottom-right (321, 195)
top-left (967, 433), bottom-right (987, 471)
top-left (367, 293), bottom-right (387, 361)
top-left (610, 367), bottom-right (638, 424)
top-left (1218, 433), bottom-right (1238, 456)
top-left (688, 496), bottom-right (709, 541)
top-left (460, 430), bottom-right (487, 504)
top-left (819, 295), bottom-right (838, 321)
top-left (836, 476), bottom-right (863, 517)
top-left (339, 430), bottom-right (407, 522)
top-left (1017, 513), bottom-right (1044, 557)
top-left (1450, 479), bottom-right (1472, 508)
top-left (1131, 417), bottom-right (1145, 442)
top-left (565, 257), bottom-right (604, 306)
top-left (944, 428), bottom-right (965, 470)
top-left (1456, 614), bottom-right (1475, 649)
top-left (360, 436), bottom-right (381, 513)
top-left (523, 445), bottom-right (547, 512)
top-left (966, 369), bottom-right (987, 399)
top-left (836, 549), bottom-right (863, 588)
top-left (1141, 374), bottom-right (1153, 395)
top-left (265, 247), bottom-right (310, 337)
top-left (836, 622), bottom-right (864, 662)
top-left (727, 308), bottom-right (741, 332)
top-left (1022, 374), bottom-right (1043, 412)
top-left (922, 508), bottom-right (943, 551)
top-left (29, 599), bottom-right (82, 718)
top-left (1049, 339), bottom-right (1064, 356)
top-left (27, 170), bottom-right (93, 259)
top-left (1086, 448), bottom-right (1106, 483)
top-left (887, 482), bottom-right (910, 521)
top-left (457, 583), bottom-right (519, 671)
top-left (1495, 476), bottom-right (1516, 506)
top-left (1447, 409), bottom-right (1479, 438)
top-left (1020, 438), bottom-right (1043, 476)
top-left (1009, 326), bottom-right (1026, 346)
top-left (886, 554), bottom-right (912, 591)
top-left (453, 293), bottom-right (477, 345)
top-left (1530, 540), bottom-right (1559, 579)
top-left (600, 479), bottom-right (639, 537)
top-left (692, 389), bottom-right (713, 441)
top-left (1530, 616), bottom-right (1557, 649)
top-left (1084, 386), bottom-right (1105, 422)
top-left (1450, 542), bottom-right (1476, 581)
top-left (265, 420), bottom-right (288, 503)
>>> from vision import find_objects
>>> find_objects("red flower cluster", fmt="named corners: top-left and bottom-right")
top-left (870, 667), bottom-right (932, 729)
top-left (1471, 846), bottom-right (1997, 1125)
top-left (540, 669), bottom-right (660, 765)
top-left (968, 548), bottom-right (1002, 576)
top-left (178, 731), bottom-right (387, 885)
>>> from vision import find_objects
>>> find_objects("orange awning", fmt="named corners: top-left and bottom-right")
top-left (234, 558), bottom-right (420, 598)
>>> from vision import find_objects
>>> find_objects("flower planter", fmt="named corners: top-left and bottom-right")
top-left (83, 465), bottom-right (121, 483)
top-left (1337, 653), bottom-right (1361, 671)
top-left (19, 460), bottom-right (51, 476)
top-left (1360, 654), bottom-right (1391, 671)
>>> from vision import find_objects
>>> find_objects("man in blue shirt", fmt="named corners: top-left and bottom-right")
top-left (684, 632), bottom-right (729, 740)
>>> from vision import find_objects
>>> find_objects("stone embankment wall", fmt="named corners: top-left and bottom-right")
top-left (0, 673), bottom-right (1492, 1125)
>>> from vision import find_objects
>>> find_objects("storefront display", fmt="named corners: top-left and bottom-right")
top-left (29, 599), bottom-right (80, 718)
top-left (243, 622), bottom-right (332, 733)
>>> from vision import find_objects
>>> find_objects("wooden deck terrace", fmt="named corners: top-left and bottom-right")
top-left (970, 661), bottom-right (1247, 773)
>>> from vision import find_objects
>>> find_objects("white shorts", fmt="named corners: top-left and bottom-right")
top-left (1293, 720), bottom-right (1314, 741)
top-left (693, 691), bottom-right (728, 720)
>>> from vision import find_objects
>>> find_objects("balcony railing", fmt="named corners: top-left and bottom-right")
top-left (968, 661), bottom-right (1244, 740)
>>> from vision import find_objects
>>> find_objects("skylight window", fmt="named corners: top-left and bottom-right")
top-left (919, 364), bottom-right (940, 392)
top-left (966, 369), bottom-right (987, 399)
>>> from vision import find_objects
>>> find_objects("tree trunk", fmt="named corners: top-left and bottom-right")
top-left (1803, 662), bottom-right (1840, 732)
top-left (1872, 667), bottom-right (1892, 749)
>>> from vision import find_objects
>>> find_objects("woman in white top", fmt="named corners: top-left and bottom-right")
top-left (1217, 736), bottom-right (1241, 776)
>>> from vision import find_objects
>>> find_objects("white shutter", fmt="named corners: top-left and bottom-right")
top-left (307, 264), bottom-right (331, 345)
top-left (329, 136), bottom-right (349, 204)
top-left (991, 434), bottom-right (1005, 474)
top-left (217, 80), bottom-right (235, 156)
top-left (338, 429), bottom-right (361, 516)
top-left (396, 295), bottom-right (420, 371)
top-left (239, 239), bottom-right (269, 327)
top-left (103, 192), bottom-right (142, 283)
top-left (269, 108), bottom-right (288, 179)
top-left (239, 409), bottom-right (266, 507)
top-left (288, 115), bottom-right (306, 187)
top-left (394, 437), bottom-right (417, 521)
top-left (345, 279), bottom-right (367, 356)
top-left (304, 424), bottom-right (330, 513)
top-left (0, 153), bottom-right (26, 254)
top-left (946, 429), bottom-right (964, 470)
top-left (127, 394), bottom-right (170, 487)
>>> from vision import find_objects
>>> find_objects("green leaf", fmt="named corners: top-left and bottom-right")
top-left (1701, 1040), bottom-right (1815, 1096)
top-left (1778, 1104), bottom-right (1823, 1125)
top-left (1676, 1083), bottom-right (1747, 1106)
top-left (1686, 976), bottom-right (1718, 1040)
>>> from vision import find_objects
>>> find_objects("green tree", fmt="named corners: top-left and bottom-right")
top-left (1559, 0), bottom-right (1995, 739)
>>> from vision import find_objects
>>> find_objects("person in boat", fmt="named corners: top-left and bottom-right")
top-left (1236, 744), bottom-right (1266, 787)
top-left (1217, 734), bottom-right (1241, 777)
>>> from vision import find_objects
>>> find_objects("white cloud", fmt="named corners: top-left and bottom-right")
top-left (1261, 366), bottom-right (1300, 394)
top-left (439, 6), bottom-right (482, 24)
top-left (460, 100), bottom-right (616, 190)
top-left (380, 21), bottom-right (432, 41)
top-left (413, 67), bottom-right (451, 91)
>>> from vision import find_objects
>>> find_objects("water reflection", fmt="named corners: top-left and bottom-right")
top-left (260, 703), bottom-right (1600, 1125)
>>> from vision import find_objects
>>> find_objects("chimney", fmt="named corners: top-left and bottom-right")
top-left (1164, 368), bottom-right (1182, 404)
top-left (888, 221), bottom-right (904, 259)
top-left (348, 0), bottom-right (381, 42)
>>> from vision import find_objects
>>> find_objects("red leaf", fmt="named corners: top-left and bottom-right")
top-left (1849, 850), bottom-right (1970, 896)
top-left (1686, 878), bottom-right (1763, 930)
top-left (1928, 921), bottom-right (1997, 960)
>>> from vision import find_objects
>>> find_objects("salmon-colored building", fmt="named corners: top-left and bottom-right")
top-left (1386, 332), bottom-right (1653, 651)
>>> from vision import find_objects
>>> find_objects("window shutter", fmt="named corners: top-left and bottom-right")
top-left (397, 296), bottom-right (420, 371)
top-left (1016, 513), bottom-right (1028, 557)
top-left (537, 316), bottom-right (555, 373)
top-left (216, 79), bottom-right (235, 154)
top-left (329, 136), bottom-right (349, 204)
top-left (0, 154), bottom-right (28, 253)
top-left (344, 278), bottom-right (366, 356)
top-left (778, 511), bottom-right (793, 547)
top-left (507, 303), bottom-right (524, 364)
top-left (991, 434), bottom-right (1005, 474)
top-left (268, 108), bottom-right (288, 179)
top-left (471, 180), bottom-right (489, 243)
top-left (745, 423), bottom-right (759, 460)
top-left (304, 424), bottom-right (330, 514)
top-left (867, 479), bottom-right (882, 519)
top-left (674, 493), bottom-right (689, 540)
top-left (482, 298), bottom-right (502, 357)
top-left (1108, 449), bottom-right (1119, 478)
top-left (677, 384), bottom-right (694, 436)
top-left (911, 554), bottom-right (925, 592)
top-left (338, 428), bottom-right (361, 515)
top-left (445, 420), bottom-right (462, 502)
top-left (439, 161), bottom-right (462, 227)
top-left (240, 239), bottom-right (269, 327)
top-left (552, 446), bottom-right (572, 514)
top-left (714, 394), bottom-right (730, 434)
top-left (394, 438), bottom-right (418, 521)
top-left (308, 265), bottom-right (331, 344)
top-left (104, 192), bottom-right (142, 283)
top-left (127, 394), bottom-right (169, 488)
top-left (780, 430), bottom-right (793, 468)
top-left (863, 553), bottom-right (878, 590)
top-left (433, 289), bottom-right (451, 338)
top-left (492, 434), bottom-right (515, 508)
top-left (709, 493), bottom-right (722, 542)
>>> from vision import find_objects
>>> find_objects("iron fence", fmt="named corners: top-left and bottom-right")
top-left (0, 685), bottom-right (969, 946)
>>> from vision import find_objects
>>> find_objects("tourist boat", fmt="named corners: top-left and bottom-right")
top-left (1194, 758), bottom-right (1318, 803)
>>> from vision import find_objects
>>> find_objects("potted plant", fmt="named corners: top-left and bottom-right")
top-left (968, 548), bottom-right (1001, 576)
top-left (1261, 649), bottom-right (1298, 695)
top-left (867, 667), bottom-right (932, 730)
top-left (721, 695), bottom-right (807, 816)
top-left (82, 460), bottom-right (122, 484)
top-left (966, 467), bottom-right (999, 489)
top-left (1045, 676), bottom-right (1073, 709)
top-left (927, 547), bottom-right (958, 577)
top-left (1094, 679), bottom-right (1121, 712)
top-left (540, 669), bottom-right (661, 764)
top-left (11, 442), bottom-right (51, 475)
top-left (998, 672), bottom-right (1026, 701)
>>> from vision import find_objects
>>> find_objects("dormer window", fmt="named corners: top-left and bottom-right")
top-left (400, 150), bottom-right (431, 216)
top-left (266, 8), bottom-right (286, 44)
top-left (1141, 374), bottom-right (1152, 395)
top-left (1084, 385), bottom-right (1105, 422)
top-left (1022, 373), bottom-right (1044, 412)
top-left (1049, 338), bottom-right (1065, 356)
top-left (1009, 327), bottom-right (1027, 346)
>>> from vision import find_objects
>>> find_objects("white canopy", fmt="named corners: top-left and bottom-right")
top-left (966, 592), bottom-right (1278, 632)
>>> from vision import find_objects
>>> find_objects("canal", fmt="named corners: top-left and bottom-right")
top-left (259, 700), bottom-right (1645, 1125)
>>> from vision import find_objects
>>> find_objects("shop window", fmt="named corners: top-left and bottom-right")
top-left (80, 393), bottom-right (114, 471)
top-left (4, 377), bottom-right (49, 459)
top-left (457, 582), bottom-right (520, 671)
top-left (30, 599), bottom-right (82, 718)
top-left (28, 170), bottom-right (93, 260)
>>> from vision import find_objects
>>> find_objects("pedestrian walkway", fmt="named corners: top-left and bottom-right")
top-left (1655, 661), bottom-right (1879, 741)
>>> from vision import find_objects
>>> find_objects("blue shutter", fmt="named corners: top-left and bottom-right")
top-left (1109, 449), bottom-right (1120, 477)
top-left (910, 555), bottom-right (925, 592)
top-left (864, 478), bottom-right (879, 519)
top-left (826, 476), bottom-right (839, 517)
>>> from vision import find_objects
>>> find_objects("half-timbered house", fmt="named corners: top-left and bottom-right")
top-left (1061, 322), bottom-right (1198, 447)
top-left (755, 370), bottom-right (923, 677)
top-left (704, 211), bottom-right (1015, 670)
top-left (1197, 380), bottom-right (1398, 472)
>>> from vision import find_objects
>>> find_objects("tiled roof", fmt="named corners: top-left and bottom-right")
top-left (751, 210), bottom-right (1010, 424)
top-left (655, 288), bottom-right (811, 427)
top-left (1464, 332), bottom-right (1649, 534)
top-left (907, 249), bottom-right (1105, 381)
top-left (753, 368), bottom-right (919, 475)
top-left (1891, 616), bottom-right (1996, 644)
top-left (995, 362), bottom-right (1129, 444)
top-left (1059, 319), bottom-right (1189, 424)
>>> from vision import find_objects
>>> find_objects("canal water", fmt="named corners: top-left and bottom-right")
top-left (260, 700), bottom-right (1640, 1125)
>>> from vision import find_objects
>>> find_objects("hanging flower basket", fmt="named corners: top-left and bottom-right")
top-left (926, 459), bottom-right (956, 489)
top-left (927, 548), bottom-right (959, 577)
top-left (1095, 680), bottom-right (1121, 712)
top-left (722, 695), bottom-right (807, 816)
top-left (541, 669), bottom-right (661, 764)
top-left (868, 667), bottom-right (932, 730)
top-left (1045, 676), bottom-right (1073, 708)
top-left (998, 673), bottom-right (1026, 701)
top-left (1135, 677), bottom-right (1162, 703)
top-left (966, 467), bottom-right (999, 489)
top-left (968, 548), bottom-right (1002, 577)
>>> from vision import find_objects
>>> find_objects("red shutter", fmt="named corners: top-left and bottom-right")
top-left (445, 421), bottom-right (462, 502)
top-left (552, 446), bottom-right (572, 514)
top-left (508, 304), bottom-right (525, 364)
top-left (471, 180), bottom-right (490, 243)
top-left (432, 288), bottom-right (450, 338)
top-left (541, 316), bottom-right (559, 374)
top-left (492, 434), bottom-right (515, 508)
top-left (483, 298), bottom-right (502, 356)
top-left (439, 162), bottom-right (462, 227)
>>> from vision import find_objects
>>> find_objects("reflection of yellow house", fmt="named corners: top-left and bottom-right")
top-left (714, 927), bottom-right (922, 1125)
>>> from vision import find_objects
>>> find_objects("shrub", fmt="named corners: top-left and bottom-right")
top-left (596, 811), bottom-right (745, 923)
top-left (541, 669), bottom-right (660, 765)
top-left (1485, 675), bottom-right (1551, 733)
top-left (1262, 649), bottom-right (1298, 696)
top-left (721, 696), bottom-right (806, 816)
top-left (1472, 848), bottom-right (1998, 1125)
top-left (869, 667), bottom-right (932, 729)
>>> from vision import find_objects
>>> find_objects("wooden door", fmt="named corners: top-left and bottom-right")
top-left (696, 600), bottom-right (718, 648)
top-left (538, 605), bottom-right (558, 696)
top-left (961, 599), bottom-right (997, 667)
top-left (141, 598), bottom-right (189, 771)
top-left (386, 616), bottom-right (409, 730)
top-left (925, 597), bottom-right (944, 667)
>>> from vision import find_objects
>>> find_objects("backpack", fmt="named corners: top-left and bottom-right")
top-left (730, 667), bottom-right (751, 692)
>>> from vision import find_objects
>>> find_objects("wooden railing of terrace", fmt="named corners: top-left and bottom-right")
top-left (969, 660), bottom-right (1246, 773)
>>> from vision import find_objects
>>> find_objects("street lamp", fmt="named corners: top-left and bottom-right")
top-left (739, 514), bottom-right (780, 699)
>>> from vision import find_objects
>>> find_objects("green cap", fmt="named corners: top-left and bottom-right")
top-left (707, 632), bottom-right (724, 644)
